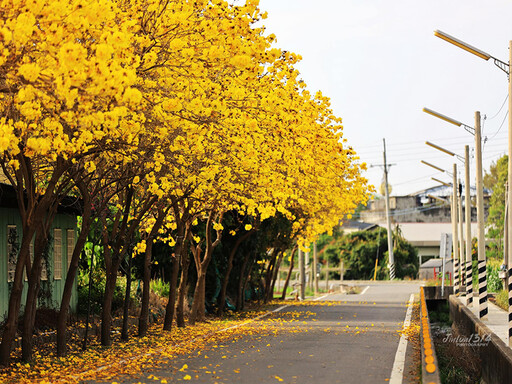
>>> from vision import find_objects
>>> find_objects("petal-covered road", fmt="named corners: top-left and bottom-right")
top-left (90, 282), bottom-right (420, 384)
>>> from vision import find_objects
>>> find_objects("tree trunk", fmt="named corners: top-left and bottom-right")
top-left (264, 250), bottom-right (277, 303)
top-left (189, 272), bottom-right (206, 325)
top-left (99, 189), bottom-right (153, 346)
top-left (163, 252), bottom-right (180, 331)
top-left (241, 260), bottom-right (255, 311)
top-left (139, 207), bottom-right (167, 337)
top-left (122, 254), bottom-right (133, 340)
top-left (138, 238), bottom-right (153, 337)
top-left (189, 211), bottom-right (223, 324)
top-left (176, 233), bottom-right (191, 327)
top-left (269, 251), bottom-right (284, 300)
top-left (57, 180), bottom-right (91, 356)
top-left (101, 270), bottom-right (118, 346)
top-left (0, 155), bottom-right (67, 366)
top-left (21, 227), bottom-right (47, 362)
top-left (281, 246), bottom-right (297, 300)
top-left (81, 238), bottom-right (95, 351)
top-left (217, 230), bottom-right (254, 316)
top-left (163, 218), bottom-right (189, 331)
top-left (236, 252), bottom-right (251, 311)
top-left (0, 228), bottom-right (34, 365)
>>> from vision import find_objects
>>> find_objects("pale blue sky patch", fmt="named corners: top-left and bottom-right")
top-left (258, 0), bottom-right (512, 196)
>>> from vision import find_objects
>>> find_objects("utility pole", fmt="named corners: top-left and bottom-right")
top-left (465, 145), bottom-right (473, 307)
top-left (507, 40), bottom-right (512, 346)
top-left (383, 139), bottom-right (395, 280)
top-left (504, 182), bottom-right (508, 291)
top-left (458, 181), bottom-right (465, 293)
top-left (299, 249), bottom-right (305, 300)
top-left (452, 163), bottom-right (459, 295)
top-left (313, 242), bottom-right (318, 295)
top-left (475, 111), bottom-right (488, 320)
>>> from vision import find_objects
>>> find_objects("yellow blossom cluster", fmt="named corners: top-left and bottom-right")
top-left (0, 0), bottom-right (370, 245)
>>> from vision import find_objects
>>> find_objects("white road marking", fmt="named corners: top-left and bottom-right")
top-left (389, 293), bottom-right (415, 384)
top-left (360, 285), bottom-right (370, 295)
top-left (313, 293), bottom-right (331, 301)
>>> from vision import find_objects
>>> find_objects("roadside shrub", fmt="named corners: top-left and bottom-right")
top-left (495, 289), bottom-right (508, 311)
top-left (78, 271), bottom-right (138, 315)
top-left (487, 259), bottom-right (503, 293)
top-left (150, 278), bottom-right (170, 297)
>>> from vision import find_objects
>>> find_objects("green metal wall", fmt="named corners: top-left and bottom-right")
top-left (0, 207), bottom-right (78, 321)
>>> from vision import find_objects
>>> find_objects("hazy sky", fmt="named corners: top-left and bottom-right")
top-left (257, 0), bottom-right (512, 196)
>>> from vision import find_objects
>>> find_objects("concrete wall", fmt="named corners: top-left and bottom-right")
top-left (449, 295), bottom-right (512, 384)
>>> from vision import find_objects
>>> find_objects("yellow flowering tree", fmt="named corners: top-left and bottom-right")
top-left (0, 0), bottom-right (142, 364)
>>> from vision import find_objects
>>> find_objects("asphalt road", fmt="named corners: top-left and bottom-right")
top-left (91, 281), bottom-right (420, 384)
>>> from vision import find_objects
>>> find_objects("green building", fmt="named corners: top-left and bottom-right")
top-left (0, 183), bottom-right (80, 321)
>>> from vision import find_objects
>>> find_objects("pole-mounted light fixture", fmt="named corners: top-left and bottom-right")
top-left (426, 141), bottom-right (465, 162)
top-left (434, 30), bottom-right (509, 75)
top-left (425, 141), bottom-right (456, 157)
top-left (428, 194), bottom-right (449, 204)
top-left (423, 107), bottom-right (462, 127)
top-left (434, 30), bottom-right (491, 61)
top-left (432, 177), bottom-right (451, 187)
top-left (423, 107), bottom-right (475, 135)
top-left (421, 160), bottom-right (446, 173)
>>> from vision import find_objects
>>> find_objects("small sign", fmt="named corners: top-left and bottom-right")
top-left (440, 233), bottom-right (453, 259)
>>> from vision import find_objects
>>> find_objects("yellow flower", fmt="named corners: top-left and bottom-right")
top-left (18, 63), bottom-right (41, 82)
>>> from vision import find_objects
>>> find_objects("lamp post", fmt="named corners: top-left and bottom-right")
top-left (464, 146), bottom-right (473, 306)
top-left (425, 142), bottom-right (469, 296)
top-left (434, 28), bottom-right (511, 331)
top-left (421, 159), bottom-right (460, 294)
top-left (423, 107), bottom-right (487, 319)
top-left (383, 139), bottom-right (395, 280)
top-left (432, 177), bottom-right (451, 187)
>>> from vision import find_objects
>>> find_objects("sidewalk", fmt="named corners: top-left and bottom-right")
top-left (462, 294), bottom-right (509, 345)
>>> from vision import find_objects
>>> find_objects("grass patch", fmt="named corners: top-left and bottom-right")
top-left (494, 289), bottom-right (508, 311)
top-left (430, 300), bottom-right (481, 383)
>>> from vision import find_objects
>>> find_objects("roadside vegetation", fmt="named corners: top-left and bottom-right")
top-left (0, 0), bottom-right (371, 371)
top-left (311, 226), bottom-right (418, 281)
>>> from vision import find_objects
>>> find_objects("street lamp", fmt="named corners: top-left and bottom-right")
top-left (426, 141), bottom-right (457, 158)
top-left (421, 158), bottom-right (460, 295)
top-left (432, 177), bottom-right (451, 187)
top-left (424, 107), bottom-right (487, 319)
top-left (434, 30), bottom-right (509, 74)
top-left (434, 30), bottom-right (492, 61)
top-left (421, 160), bottom-right (447, 173)
top-left (434, 30), bottom-right (512, 332)
top-left (425, 142), bottom-right (470, 299)
top-left (428, 194), bottom-right (449, 204)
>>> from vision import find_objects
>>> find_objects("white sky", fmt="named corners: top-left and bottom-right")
top-left (257, 0), bottom-right (512, 196)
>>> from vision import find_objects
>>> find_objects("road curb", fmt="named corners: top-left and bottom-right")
top-left (420, 287), bottom-right (441, 384)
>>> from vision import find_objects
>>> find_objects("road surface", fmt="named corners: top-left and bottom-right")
top-left (85, 281), bottom-right (420, 384)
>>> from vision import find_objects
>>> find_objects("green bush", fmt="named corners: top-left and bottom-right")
top-left (150, 278), bottom-right (170, 297)
top-left (495, 289), bottom-right (508, 310)
top-left (472, 258), bottom-right (503, 293)
top-left (486, 259), bottom-right (503, 293)
top-left (338, 227), bottom-right (418, 280)
top-left (77, 271), bottom-right (137, 315)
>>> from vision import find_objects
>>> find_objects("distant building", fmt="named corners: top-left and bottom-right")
top-left (418, 257), bottom-right (454, 280)
top-left (340, 220), bottom-right (379, 234)
top-left (0, 182), bottom-right (80, 321)
top-left (358, 184), bottom-right (489, 263)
